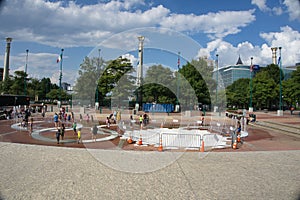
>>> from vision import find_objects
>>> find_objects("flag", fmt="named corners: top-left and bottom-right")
top-left (57, 54), bottom-right (62, 63)
top-left (278, 56), bottom-right (281, 65)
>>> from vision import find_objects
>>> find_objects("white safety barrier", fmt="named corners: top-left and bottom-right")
top-left (123, 128), bottom-right (229, 149)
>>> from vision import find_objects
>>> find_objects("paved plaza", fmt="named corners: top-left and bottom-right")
top-left (0, 110), bottom-right (299, 199)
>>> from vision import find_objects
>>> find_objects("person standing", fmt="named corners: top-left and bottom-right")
top-left (91, 125), bottom-right (98, 142)
top-left (72, 122), bottom-right (77, 135)
top-left (77, 128), bottom-right (82, 144)
top-left (61, 123), bottom-right (65, 140)
top-left (54, 113), bottom-right (59, 127)
top-left (56, 128), bottom-right (61, 144)
top-left (29, 117), bottom-right (34, 134)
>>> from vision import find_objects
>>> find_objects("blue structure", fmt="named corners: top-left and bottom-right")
top-left (143, 103), bottom-right (174, 113)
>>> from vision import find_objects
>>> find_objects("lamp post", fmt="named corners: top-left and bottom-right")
top-left (95, 49), bottom-right (101, 110)
top-left (278, 47), bottom-right (283, 116)
top-left (24, 49), bottom-right (29, 96)
top-left (249, 57), bottom-right (253, 112)
top-left (59, 49), bottom-right (64, 108)
top-left (176, 51), bottom-right (180, 112)
top-left (215, 54), bottom-right (219, 113)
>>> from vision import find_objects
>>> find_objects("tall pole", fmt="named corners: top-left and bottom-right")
top-left (24, 49), bottom-right (29, 96)
top-left (176, 52), bottom-right (180, 110)
top-left (215, 54), bottom-right (219, 113)
top-left (279, 47), bottom-right (282, 112)
top-left (3, 37), bottom-right (12, 81)
top-left (59, 49), bottom-right (64, 107)
top-left (95, 49), bottom-right (101, 110)
top-left (249, 57), bottom-right (253, 112)
top-left (137, 36), bottom-right (145, 111)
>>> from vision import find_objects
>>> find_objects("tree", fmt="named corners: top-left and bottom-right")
top-left (252, 70), bottom-right (278, 109)
top-left (142, 65), bottom-right (176, 104)
top-left (179, 59), bottom-right (215, 107)
top-left (98, 57), bottom-right (134, 107)
top-left (9, 71), bottom-right (26, 95)
top-left (46, 89), bottom-right (70, 101)
top-left (73, 56), bottom-right (104, 106)
top-left (226, 78), bottom-right (250, 108)
top-left (282, 66), bottom-right (300, 108)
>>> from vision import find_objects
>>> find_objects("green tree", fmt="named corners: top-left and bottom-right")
top-left (252, 71), bottom-right (278, 109)
top-left (282, 66), bottom-right (300, 108)
top-left (46, 89), bottom-right (70, 101)
top-left (142, 65), bottom-right (176, 104)
top-left (73, 56), bottom-right (104, 106)
top-left (98, 57), bottom-right (134, 106)
top-left (9, 71), bottom-right (26, 95)
top-left (226, 78), bottom-right (250, 108)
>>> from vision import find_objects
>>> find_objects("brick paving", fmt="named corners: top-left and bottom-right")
top-left (0, 110), bottom-right (299, 200)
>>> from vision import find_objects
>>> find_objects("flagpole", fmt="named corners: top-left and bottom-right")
top-left (249, 57), bottom-right (253, 112)
top-left (215, 54), bottom-right (219, 114)
top-left (176, 51), bottom-right (180, 112)
top-left (59, 49), bottom-right (64, 108)
top-left (24, 49), bottom-right (29, 96)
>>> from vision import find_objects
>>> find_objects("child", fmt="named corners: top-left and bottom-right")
top-left (61, 123), bottom-right (65, 140)
top-left (77, 128), bottom-right (82, 144)
top-left (72, 122), bottom-right (77, 135)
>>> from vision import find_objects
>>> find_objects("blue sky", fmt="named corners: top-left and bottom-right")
top-left (0, 0), bottom-right (299, 85)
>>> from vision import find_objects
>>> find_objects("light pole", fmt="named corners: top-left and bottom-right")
top-left (95, 49), bottom-right (101, 110)
top-left (176, 51), bottom-right (180, 112)
top-left (278, 47), bottom-right (283, 116)
top-left (24, 49), bottom-right (29, 96)
top-left (215, 54), bottom-right (219, 113)
top-left (249, 57), bottom-right (253, 112)
top-left (59, 49), bottom-right (64, 108)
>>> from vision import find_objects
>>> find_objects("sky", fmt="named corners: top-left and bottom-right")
top-left (0, 0), bottom-right (299, 86)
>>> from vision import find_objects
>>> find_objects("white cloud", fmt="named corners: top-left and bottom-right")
top-left (160, 10), bottom-right (256, 39)
top-left (284, 0), bottom-right (300, 21)
top-left (0, 0), bottom-right (256, 47)
top-left (198, 26), bottom-right (300, 67)
top-left (251, 0), bottom-right (270, 11)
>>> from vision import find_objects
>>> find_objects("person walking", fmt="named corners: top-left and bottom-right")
top-left (91, 125), bottom-right (98, 142)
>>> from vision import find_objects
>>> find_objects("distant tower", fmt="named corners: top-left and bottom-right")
top-left (271, 47), bottom-right (278, 64)
top-left (137, 36), bottom-right (145, 87)
top-left (3, 37), bottom-right (13, 81)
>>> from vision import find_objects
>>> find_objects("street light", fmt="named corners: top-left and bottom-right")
top-left (95, 49), bottom-right (101, 110)
top-left (249, 57), bottom-right (253, 112)
top-left (24, 49), bottom-right (29, 96)
top-left (278, 47), bottom-right (283, 114)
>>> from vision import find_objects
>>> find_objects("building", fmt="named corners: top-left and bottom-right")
top-left (214, 56), bottom-right (297, 88)
top-left (215, 56), bottom-right (255, 88)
